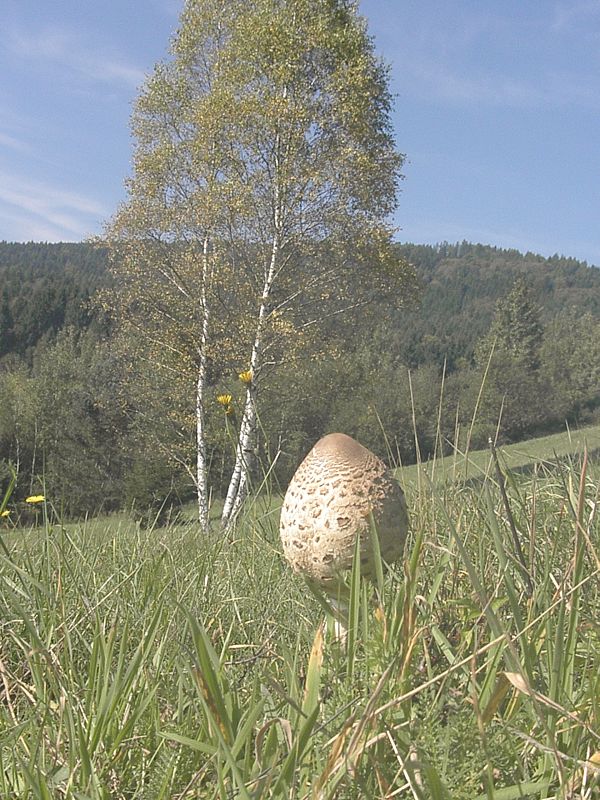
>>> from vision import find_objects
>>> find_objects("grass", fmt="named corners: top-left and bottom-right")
top-left (398, 422), bottom-right (600, 488)
top-left (0, 439), bottom-right (599, 798)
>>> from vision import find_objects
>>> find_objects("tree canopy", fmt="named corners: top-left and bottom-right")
top-left (105, 0), bottom-right (415, 529)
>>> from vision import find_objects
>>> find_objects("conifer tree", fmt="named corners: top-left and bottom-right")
top-left (474, 277), bottom-right (545, 440)
top-left (485, 277), bottom-right (543, 371)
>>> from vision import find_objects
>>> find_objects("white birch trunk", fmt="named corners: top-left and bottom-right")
top-left (221, 106), bottom-right (286, 530)
top-left (221, 385), bottom-right (256, 524)
top-left (195, 367), bottom-right (209, 530)
top-left (221, 228), bottom-right (281, 528)
top-left (195, 236), bottom-right (212, 531)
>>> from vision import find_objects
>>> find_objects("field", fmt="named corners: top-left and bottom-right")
top-left (398, 424), bottom-right (600, 488)
top-left (1, 430), bottom-right (599, 798)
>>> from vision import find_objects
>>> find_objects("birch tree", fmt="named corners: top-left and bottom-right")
top-left (106, 0), bottom-right (415, 530)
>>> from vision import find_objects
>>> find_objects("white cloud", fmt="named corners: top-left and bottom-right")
top-left (0, 131), bottom-right (30, 154)
top-left (102, 61), bottom-right (148, 88)
top-left (391, 52), bottom-right (600, 111)
top-left (366, 3), bottom-right (600, 112)
top-left (0, 169), bottom-right (108, 242)
top-left (401, 62), bottom-right (544, 107)
top-left (6, 24), bottom-right (146, 91)
top-left (0, 208), bottom-right (79, 243)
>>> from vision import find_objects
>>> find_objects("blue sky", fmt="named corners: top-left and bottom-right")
top-left (1, 0), bottom-right (599, 265)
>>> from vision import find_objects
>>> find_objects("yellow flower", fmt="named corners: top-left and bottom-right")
top-left (25, 495), bottom-right (45, 504)
top-left (216, 394), bottom-right (233, 407)
top-left (238, 370), bottom-right (252, 385)
top-left (0, 509), bottom-right (10, 518)
top-left (225, 405), bottom-right (235, 417)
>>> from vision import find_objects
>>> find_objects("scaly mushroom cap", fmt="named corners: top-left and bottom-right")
top-left (279, 433), bottom-right (409, 588)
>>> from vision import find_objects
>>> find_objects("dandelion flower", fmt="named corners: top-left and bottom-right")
top-left (0, 509), bottom-right (10, 518)
top-left (225, 405), bottom-right (235, 417)
top-left (25, 495), bottom-right (45, 504)
top-left (216, 394), bottom-right (233, 407)
top-left (238, 370), bottom-right (252, 385)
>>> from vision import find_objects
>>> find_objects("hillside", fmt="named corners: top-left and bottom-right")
top-left (1, 239), bottom-right (599, 515)
top-left (399, 422), bottom-right (600, 488)
top-left (0, 242), bottom-right (108, 358)
top-left (2, 240), bottom-right (599, 367)
top-left (393, 242), bottom-right (600, 368)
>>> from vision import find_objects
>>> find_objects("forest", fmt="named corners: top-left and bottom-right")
top-left (1, 239), bottom-right (600, 518)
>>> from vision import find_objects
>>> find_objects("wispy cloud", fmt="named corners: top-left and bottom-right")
top-left (391, 52), bottom-right (600, 111)
top-left (0, 208), bottom-right (81, 243)
top-left (0, 169), bottom-right (108, 242)
top-left (399, 63), bottom-right (544, 108)
top-left (369, 2), bottom-right (600, 112)
top-left (0, 131), bottom-right (30, 154)
top-left (6, 24), bottom-right (147, 91)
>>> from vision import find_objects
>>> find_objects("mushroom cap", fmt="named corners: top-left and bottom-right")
top-left (279, 433), bottom-right (409, 588)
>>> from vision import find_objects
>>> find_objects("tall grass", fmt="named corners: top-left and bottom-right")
top-left (1, 444), bottom-right (599, 797)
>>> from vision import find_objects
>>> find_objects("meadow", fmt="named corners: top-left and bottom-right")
top-left (0, 432), bottom-right (599, 798)
top-left (398, 424), bottom-right (600, 487)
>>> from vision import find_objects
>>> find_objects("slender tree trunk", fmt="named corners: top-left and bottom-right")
top-left (29, 419), bottom-right (38, 495)
top-left (195, 367), bottom-right (209, 530)
top-left (221, 384), bottom-right (256, 524)
top-left (221, 228), bottom-right (281, 528)
top-left (14, 430), bottom-right (20, 486)
top-left (222, 113), bottom-right (285, 530)
top-left (196, 236), bottom-right (212, 531)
